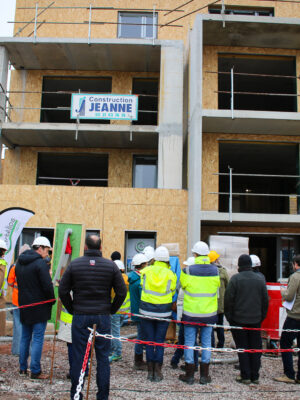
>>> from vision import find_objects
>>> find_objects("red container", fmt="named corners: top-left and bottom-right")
top-left (261, 282), bottom-right (287, 341)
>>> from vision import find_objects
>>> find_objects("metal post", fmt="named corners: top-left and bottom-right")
top-left (229, 166), bottom-right (233, 223)
top-left (221, 0), bottom-right (225, 28)
top-left (75, 89), bottom-right (80, 141)
top-left (88, 4), bottom-right (92, 45)
top-left (34, 3), bottom-right (38, 42)
top-left (152, 5), bottom-right (156, 45)
top-left (231, 67), bottom-right (234, 119)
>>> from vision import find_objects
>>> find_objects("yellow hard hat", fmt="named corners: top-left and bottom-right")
top-left (208, 250), bottom-right (220, 263)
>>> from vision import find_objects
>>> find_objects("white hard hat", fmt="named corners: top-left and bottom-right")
top-left (154, 246), bottom-right (169, 262)
top-left (143, 246), bottom-right (155, 262)
top-left (250, 254), bottom-right (261, 268)
top-left (0, 240), bottom-right (8, 251)
top-left (191, 241), bottom-right (209, 256)
top-left (32, 236), bottom-right (52, 248)
top-left (114, 259), bottom-right (125, 270)
top-left (132, 253), bottom-right (148, 266)
top-left (183, 256), bottom-right (195, 266)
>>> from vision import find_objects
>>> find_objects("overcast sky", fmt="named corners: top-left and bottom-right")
top-left (0, 1), bottom-right (16, 36)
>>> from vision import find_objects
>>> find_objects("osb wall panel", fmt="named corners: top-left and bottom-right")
top-left (202, 224), bottom-right (300, 242)
top-left (15, 1), bottom-right (300, 42)
top-left (202, 133), bottom-right (300, 211)
top-left (0, 183), bottom-right (187, 261)
top-left (203, 46), bottom-right (300, 110)
top-left (3, 147), bottom-right (157, 188)
top-left (9, 70), bottom-right (159, 124)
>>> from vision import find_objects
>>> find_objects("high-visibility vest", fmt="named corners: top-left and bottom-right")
top-left (60, 305), bottom-right (73, 324)
top-left (118, 290), bottom-right (131, 314)
top-left (0, 259), bottom-right (7, 298)
top-left (139, 261), bottom-right (177, 318)
top-left (180, 256), bottom-right (220, 319)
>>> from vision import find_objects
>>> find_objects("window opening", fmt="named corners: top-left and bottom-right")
top-left (209, 5), bottom-right (274, 16)
top-left (125, 231), bottom-right (156, 271)
top-left (133, 155), bottom-right (157, 188)
top-left (219, 142), bottom-right (299, 214)
top-left (218, 54), bottom-right (297, 112)
top-left (41, 76), bottom-right (112, 123)
top-left (132, 78), bottom-right (158, 125)
top-left (37, 153), bottom-right (108, 187)
top-left (118, 12), bottom-right (158, 39)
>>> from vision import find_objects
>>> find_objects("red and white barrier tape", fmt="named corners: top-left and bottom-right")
top-left (0, 298), bottom-right (56, 312)
top-left (87, 328), bottom-right (300, 354)
top-left (74, 329), bottom-right (93, 400)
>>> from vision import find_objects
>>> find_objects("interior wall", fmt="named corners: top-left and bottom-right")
top-left (3, 147), bottom-right (157, 187)
top-left (202, 133), bottom-right (300, 211)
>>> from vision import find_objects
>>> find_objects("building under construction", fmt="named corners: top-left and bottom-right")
top-left (0, 0), bottom-right (300, 279)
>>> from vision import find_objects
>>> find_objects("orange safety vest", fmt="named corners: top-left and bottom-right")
top-left (7, 264), bottom-right (18, 306)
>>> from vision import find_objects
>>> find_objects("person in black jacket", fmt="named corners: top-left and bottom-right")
top-left (16, 236), bottom-right (55, 379)
top-left (224, 254), bottom-right (269, 385)
top-left (59, 234), bottom-right (126, 400)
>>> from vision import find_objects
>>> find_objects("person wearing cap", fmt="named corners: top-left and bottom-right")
top-left (224, 254), bottom-right (269, 385)
top-left (171, 257), bottom-right (199, 371)
top-left (139, 246), bottom-right (177, 382)
top-left (179, 241), bottom-right (220, 385)
top-left (59, 234), bottom-right (126, 400)
top-left (250, 254), bottom-right (266, 283)
top-left (15, 236), bottom-right (55, 379)
top-left (7, 244), bottom-right (31, 355)
top-left (0, 239), bottom-right (8, 337)
top-left (208, 250), bottom-right (229, 349)
top-left (128, 253), bottom-right (148, 370)
top-left (109, 259), bottom-right (129, 362)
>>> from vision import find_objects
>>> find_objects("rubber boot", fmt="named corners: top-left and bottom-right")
top-left (134, 353), bottom-right (147, 370)
top-left (179, 363), bottom-right (195, 385)
top-left (153, 362), bottom-right (163, 382)
top-left (199, 362), bottom-right (212, 385)
top-left (180, 363), bottom-right (198, 372)
top-left (147, 362), bottom-right (154, 381)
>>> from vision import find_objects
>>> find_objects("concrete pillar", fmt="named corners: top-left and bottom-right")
top-left (187, 17), bottom-right (203, 253)
top-left (0, 46), bottom-right (9, 122)
top-left (157, 42), bottom-right (183, 189)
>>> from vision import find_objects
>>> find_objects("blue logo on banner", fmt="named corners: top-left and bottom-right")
top-left (75, 97), bottom-right (86, 116)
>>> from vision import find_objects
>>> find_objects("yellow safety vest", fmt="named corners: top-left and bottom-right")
top-left (140, 261), bottom-right (177, 318)
top-left (0, 259), bottom-right (7, 297)
top-left (118, 290), bottom-right (131, 314)
top-left (180, 256), bottom-right (220, 319)
top-left (60, 305), bottom-right (73, 324)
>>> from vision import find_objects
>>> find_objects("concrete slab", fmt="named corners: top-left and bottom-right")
top-left (1, 122), bottom-right (158, 149)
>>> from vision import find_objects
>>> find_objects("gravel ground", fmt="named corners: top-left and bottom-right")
top-left (1, 325), bottom-right (300, 400)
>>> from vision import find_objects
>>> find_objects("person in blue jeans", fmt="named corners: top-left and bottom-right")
top-left (16, 236), bottom-right (55, 379)
top-left (59, 235), bottom-right (126, 400)
top-left (128, 253), bottom-right (149, 370)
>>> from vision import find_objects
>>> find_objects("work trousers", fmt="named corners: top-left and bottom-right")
top-left (171, 323), bottom-right (199, 367)
top-left (140, 319), bottom-right (169, 363)
top-left (231, 321), bottom-right (262, 381)
top-left (11, 307), bottom-right (22, 355)
top-left (135, 321), bottom-right (145, 355)
top-left (184, 325), bottom-right (212, 364)
top-left (110, 314), bottom-right (125, 357)
top-left (71, 314), bottom-right (111, 400)
top-left (280, 316), bottom-right (300, 380)
top-left (211, 313), bottom-right (225, 348)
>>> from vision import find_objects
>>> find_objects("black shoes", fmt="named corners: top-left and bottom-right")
top-left (19, 370), bottom-right (27, 376)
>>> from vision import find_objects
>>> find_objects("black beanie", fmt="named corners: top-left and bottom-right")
top-left (238, 254), bottom-right (252, 268)
top-left (111, 251), bottom-right (121, 261)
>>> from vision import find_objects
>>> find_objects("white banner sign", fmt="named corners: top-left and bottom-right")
top-left (71, 94), bottom-right (138, 121)
top-left (0, 207), bottom-right (35, 267)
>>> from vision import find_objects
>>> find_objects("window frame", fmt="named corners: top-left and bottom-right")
top-left (118, 12), bottom-right (158, 39)
top-left (132, 155), bottom-right (158, 188)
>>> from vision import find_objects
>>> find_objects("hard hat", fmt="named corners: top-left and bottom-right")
top-left (0, 240), bottom-right (8, 251)
top-left (132, 253), bottom-right (148, 266)
top-left (250, 254), bottom-right (261, 268)
top-left (183, 256), bottom-right (195, 266)
top-left (143, 246), bottom-right (155, 262)
top-left (191, 241), bottom-right (209, 256)
top-left (114, 259), bottom-right (125, 270)
top-left (154, 246), bottom-right (169, 262)
top-left (208, 250), bottom-right (220, 263)
top-left (32, 236), bottom-right (51, 248)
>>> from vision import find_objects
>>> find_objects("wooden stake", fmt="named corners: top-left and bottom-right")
top-left (86, 324), bottom-right (97, 400)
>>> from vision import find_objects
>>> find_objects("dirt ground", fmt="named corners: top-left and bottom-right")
top-left (1, 325), bottom-right (300, 400)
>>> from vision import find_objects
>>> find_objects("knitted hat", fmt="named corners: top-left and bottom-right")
top-left (238, 254), bottom-right (252, 268)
